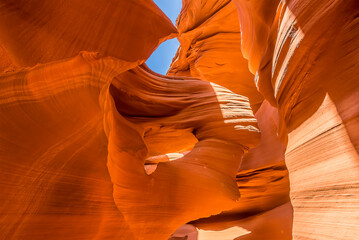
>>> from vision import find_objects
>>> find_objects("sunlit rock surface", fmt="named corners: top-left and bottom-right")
top-left (169, 1), bottom-right (292, 239)
top-left (0, 0), bottom-right (358, 239)
top-left (232, 0), bottom-right (359, 239)
top-left (0, 51), bottom-right (259, 239)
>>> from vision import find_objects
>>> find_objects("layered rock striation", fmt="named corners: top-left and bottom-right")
top-left (0, 0), bottom-right (358, 239)
top-left (232, 0), bottom-right (359, 239)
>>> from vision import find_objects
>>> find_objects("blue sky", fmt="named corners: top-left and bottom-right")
top-left (146, 0), bottom-right (182, 75)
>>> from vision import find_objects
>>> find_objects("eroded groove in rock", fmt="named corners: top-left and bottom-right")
top-left (169, 0), bottom-right (263, 110)
top-left (169, 1), bottom-right (293, 239)
top-left (105, 65), bottom-right (260, 239)
top-left (0, 52), bottom-right (260, 240)
top-left (0, 53), bottom-right (139, 239)
top-left (232, 0), bottom-right (359, 239)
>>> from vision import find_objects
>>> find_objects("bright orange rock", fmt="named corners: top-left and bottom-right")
top-left (0, 51), bottom-right (260, 239)
top-left (107, 65), bottom-right (260, 239)
top-left (0, 0), bottom-right (358, 239)
top-left (168, 1), bottom-right (292, 239)
top-left (232, 0), bottom-right (359, 239)
top-left (168, 0), bottom-right (263, 110)
top-left (0, 53), bottom-right (139, 239)
top-left (0, 0), bottom-right (177, 66)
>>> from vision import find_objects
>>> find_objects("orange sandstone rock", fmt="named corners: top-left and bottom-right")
top-left (0, 51), bottom-right (260, 240)
top-left (232, 0), bottom-right (359, 238)
top-left (168, 0), bottom-right (263, 110)
top-left (107, 65), bottom-right (260, 239)
top-left (169, 1), bottom-right (292, 239)
top-left (0, 0), bottom-right (177, 66)
top-left (0, 53), bottom-right (139, 240)
top-left (0, 0), bottom-right (358, 239)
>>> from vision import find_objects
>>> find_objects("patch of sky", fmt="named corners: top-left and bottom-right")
top-left (145, 0), bottom-right (182, 75)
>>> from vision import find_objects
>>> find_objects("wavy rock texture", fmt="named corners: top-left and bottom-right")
top-left (231, 0), bottom-right (359, 239)
top-left (0, 0), bottom-right (358, 239)
top-left (107, 66), bottom-right (260, 239)
top-left (169, 0), bottom-right (358, 239)
top-left (0, 0), bottom-right (177, 66)
top-left (0, 53), bottom-right (139, 240)
top-left (169, 1), bottom-right (292, 239)
top-left (168, 0), bottom-right (263, 110)
top-left (0, 49), bottom-right (260, 239)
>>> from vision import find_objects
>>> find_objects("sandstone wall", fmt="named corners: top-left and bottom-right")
top-left (0, 0), bottom-right (358, 239)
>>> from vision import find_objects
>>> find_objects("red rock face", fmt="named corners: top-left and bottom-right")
top-left (231, 0), bottom-right (359, 239)
top-left (0, 0), bottom-right (358, 239)
top-left (0, 0), bottom-right (177, 66)
top-left (169, 1), bottom-right (292, 239)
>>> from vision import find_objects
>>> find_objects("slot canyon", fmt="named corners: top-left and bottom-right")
top-left (0, 0), bottom-right (358, 239)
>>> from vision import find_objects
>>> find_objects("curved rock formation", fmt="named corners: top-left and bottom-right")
top-left (0, 51), bottom-right (260, 239)
top-left (169, 0), bottom-right (358, 239)
top-left (0, 53), bottom-right (137, 240)
top-left (168, 0), bottom-right (263, 110)
top-left (0, 0), bottom-right (358, 239)
top-left (167, 1), bottom-right (292, 239)
top-left (231, 0), bottom-right (359, 239)
top-left (0, 0), bottom-right (176, 66)
top-left (107, 65), bottom-right (260, 239)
